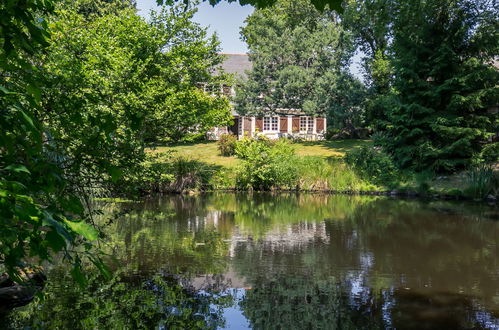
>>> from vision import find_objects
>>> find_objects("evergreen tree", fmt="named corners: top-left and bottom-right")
top-left (380, 0), bottom-right (498, 172)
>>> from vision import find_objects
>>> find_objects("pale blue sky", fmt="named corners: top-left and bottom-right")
top-left (136, 0), bottom-right (253, 53)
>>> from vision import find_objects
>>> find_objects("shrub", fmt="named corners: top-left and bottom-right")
top-left (345, 146), bottom-right (400, 187)
top-left (112, 152), bottom-right (217, 194)
top-left (236, 138), bottom-right (298, 190)
top-left (234, 135), bottom-right (278, 159)
top-left (217, 134), bottom-right (238, 156)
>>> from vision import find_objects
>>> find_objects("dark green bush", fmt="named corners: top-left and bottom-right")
top-left (345, 146), bottom-right (400, 187)
top-left (217, 134), bottom-right (238, 156)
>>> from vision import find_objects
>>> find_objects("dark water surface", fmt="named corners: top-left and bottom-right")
top-left (5, 193), bottom-right (499, 329)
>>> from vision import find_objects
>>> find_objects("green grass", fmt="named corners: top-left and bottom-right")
top-left (294, 139), bottom-right (373, 158)
top-left (145, 140), bottom-right (497, 198)
top-left (148, 139), bottom-right (372, 167)
top-left (146, 140), bottom-right (377, 192)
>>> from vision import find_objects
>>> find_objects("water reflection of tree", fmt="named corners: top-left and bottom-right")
top-left (240, 274), bottom-right (386, 329)
top-left (4, 266), bottom-right (233, 329)
top-left (97, 197), bottom-right (233, 276)
top-left (225, 195), bottom-right (499, 328)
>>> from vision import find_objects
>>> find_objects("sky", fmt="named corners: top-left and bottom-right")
top-left (135, 0), bottom-right (363, 79)
top-left (136, 0), bottom-right (253, 54)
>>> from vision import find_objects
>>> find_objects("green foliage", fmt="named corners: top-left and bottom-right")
top-left (217, 134), bottom-right (238, 156)
top-left (0, 0), bottom-right (232, 284)
top-left (296, 156), bottom-right (377, 191)
top-left (162, 0), bottom-right (345, 12)
top-left (235, 138), bottom-right (299, 190)
top-left (342, 0), bottom-right (393, 93)
top-left (236, 0), bottom-right (365, 131)
top-left (479, 142), bottom-right (499, 163)
top-left (464, 164), bottom-right (495, 199)
top-left (345, 146), bottom-right (400, 187)
top-left (0, 0), bottom-right (110, 284)
top-left (112, 152), bottom-right (221, 194)
top-left (379, 0), bottom-right (499, 172)
top-left (142, 5), bottom-right (233, 143)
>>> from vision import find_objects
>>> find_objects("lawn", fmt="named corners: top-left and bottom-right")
top-left (148, 139), bottom-right (373, 168)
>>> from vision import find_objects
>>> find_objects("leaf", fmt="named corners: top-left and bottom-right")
top-left (4, 164), bottom-right (31, 175)
top-left (45, 230), bottom-right (67, 252)
top-left (71, 264), bottom-right (87, 288)
top-left (26, 84), bottom-right (41, 104)
top-left (108, 166), bottom-right (123, 183)
top-left (17, 107), bottom-right (40, 134)
top-left (0, 85), bottom-right (16, 95)
top-left (88, 254), bottom-right (112, 279)
top-left (65, 220), bottom-right (99, 241)
top-left (42, 213), bottom-right (73, 242)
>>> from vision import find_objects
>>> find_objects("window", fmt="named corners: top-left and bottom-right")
top-left (300, 117), bottom-right (308, 131)
top-left (264, 117), bottom-right (278, 131)
top-left (308, 117), bottom-right (314, 131)
top-left (300, 116), bottom-right (315, 132)
top-left (222, 84), bottom-right (232, 96)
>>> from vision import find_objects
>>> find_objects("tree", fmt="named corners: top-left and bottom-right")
top-left (1, 0), bottom-right (106, 283)
top-left (143, 6), bottom-right (232, 142)
top-left (235, 0), bottom-right (366, 132)
top-left (0, 0), bottom-right (230, 283)
top-left (380, 0), bottom-right (498, 172)
top-left (341, 0), bottom-right (394, 130)
top-left (342, 0), bottom-right (393, 94)
top-left (0, 0), bottom-right (343, 285)
top-left (164, 0), bottom-right (345, 12)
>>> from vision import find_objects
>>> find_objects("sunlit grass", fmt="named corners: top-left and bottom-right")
top-left (147, 139), bottom-right (373, 168)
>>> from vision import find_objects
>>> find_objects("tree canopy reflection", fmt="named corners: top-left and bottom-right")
top-left (4, 193), bottom-right (498, 328)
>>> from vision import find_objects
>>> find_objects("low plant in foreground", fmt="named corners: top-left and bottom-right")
top-left (296, 156), bottom-right (377, 192)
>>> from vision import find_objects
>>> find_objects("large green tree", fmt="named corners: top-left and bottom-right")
top-left (0, 0), bottom-right (230, 282)
top-left (380, 0), bottom-right (498, 172)
top-left (235, 0), bottom-right (366, 131)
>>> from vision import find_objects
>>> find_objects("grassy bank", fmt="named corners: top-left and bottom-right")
top-left (138, 140), bottom-right (497, 201)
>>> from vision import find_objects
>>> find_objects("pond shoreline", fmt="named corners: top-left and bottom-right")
top-left (149, 187), bottom-right (498, 204)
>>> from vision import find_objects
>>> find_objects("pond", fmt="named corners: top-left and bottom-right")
top-left (4, 193), bottom-right (499, 329)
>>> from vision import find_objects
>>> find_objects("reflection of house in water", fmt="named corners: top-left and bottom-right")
top-left (251, 222), bottom-right (329, 251)
top-left (201, 54), bottom-right (327, 141)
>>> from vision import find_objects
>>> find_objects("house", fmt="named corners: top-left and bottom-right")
top-left (204, 54), bottom-right (327, 140)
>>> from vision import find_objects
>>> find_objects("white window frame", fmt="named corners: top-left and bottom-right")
top-left (263, 116), bottom-right (279, 132)
top-left (300, 116), bottom-right (314, 132)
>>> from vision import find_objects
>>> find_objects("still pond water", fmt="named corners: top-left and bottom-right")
top-left (5, 193), bottom-right (499, 329)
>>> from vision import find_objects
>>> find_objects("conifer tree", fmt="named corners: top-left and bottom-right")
top-left (380, 0), bottom-right (498, 172)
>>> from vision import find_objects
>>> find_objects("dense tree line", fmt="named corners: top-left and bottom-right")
top-left (238, 0), bottom-right (498, 172)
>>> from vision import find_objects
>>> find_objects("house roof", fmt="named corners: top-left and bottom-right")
top-left (216, 53), bottom-right (252, 79)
